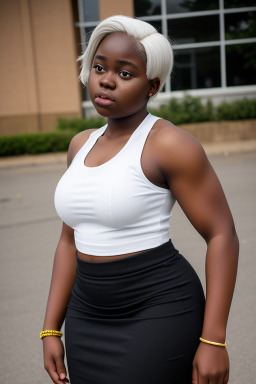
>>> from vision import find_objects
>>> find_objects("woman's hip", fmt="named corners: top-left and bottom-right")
top-left (66, 239), bottom-right (205, 320)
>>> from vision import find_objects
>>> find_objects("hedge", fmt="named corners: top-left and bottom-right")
top-left (149, 96), bottom-right (256, 125)
top-left (0, 116), bottom-right (107, 157)
top-left (0, 131), bottom-right (75, 157)
top-left (57, 116), bottom-right (106, 132)
top-left (1, 97), bottom-right (255, 157)
top-left (216, 98), bottom-right (256, 121)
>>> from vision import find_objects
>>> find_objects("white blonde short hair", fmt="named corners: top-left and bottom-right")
top-left (79, 15), bottom-right (173, 94)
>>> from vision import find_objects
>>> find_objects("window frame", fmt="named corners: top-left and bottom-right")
top-left (75, 0), bottom-right (256, 105)
top-left (136, 0), bottom-right (256, 90)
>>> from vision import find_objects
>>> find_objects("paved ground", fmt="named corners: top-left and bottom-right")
top-left (0, 143), bottom-right (255, 383)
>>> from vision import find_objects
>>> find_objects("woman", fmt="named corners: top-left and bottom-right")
top-left (41, 15), bottom-right (239, 384)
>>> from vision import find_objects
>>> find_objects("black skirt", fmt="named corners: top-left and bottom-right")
top-left (65, 240), bottom-right (205, 384)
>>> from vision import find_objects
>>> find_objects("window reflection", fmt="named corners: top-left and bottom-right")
top-left (225, 11), bottom-right (256, 40)
top-left (224, 0), bottom-right (254, 8)
top-left (84, 27), bottom-right (95, 45)
top-left (147, 19), bottom-right (162, 33)
top-left (134, 0), bottom-right (161, 17)
top-left (82, 0), bottom-right (99, 22)
top-left (171, 47), bottom-right (221, 90)
top-left (226, 43), bottom-right (256, 86)
top-left (168, 16), bottom-right (219, 44)
top-left (166, 0), bottom-right (218, 14)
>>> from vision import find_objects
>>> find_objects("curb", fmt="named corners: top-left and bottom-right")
top-left (0, 152), bottom-right (67, 169)
top-left (0, 140), bottom-right (256, 169)
top-left (203, 140), bottom-right (256, 156)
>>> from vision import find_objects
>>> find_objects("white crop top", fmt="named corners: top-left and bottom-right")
top-left (54, 113), bottom-right (176, 256)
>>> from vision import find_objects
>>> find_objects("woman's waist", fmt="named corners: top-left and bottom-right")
top-left (70, 241), bottom-right (183, 313)
top-left (76, 248), bottom-right (150, 263)
top-left (68, 242), bottom-right (204, 317)
top-left (75, 240), bottom-right (178, 277)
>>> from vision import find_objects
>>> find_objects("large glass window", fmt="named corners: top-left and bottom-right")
top-left (172, 47), bottom-right (221, 90)
top-left (225, 11), bottom-right (256, 40)
top-left (147, 19), bottom-right (162, 33)
top-left (75, 0), bottom-right (256, 108)
top-left (168, 16), bottom-right (219, 44)
top-left (82, 0), bottom-right (99, 21)
top-left (226, 43), bottom-right (256, 86)
top-left (77, 0), bottom-right (100, 48)
top-left (84, 26), bottom-right (96, 45)
top-left (166, 0), bottom-right (218, 14)
top-left (134, 0), bottom-right (161, 17)
top-left (75, 0), bottom-right (100, 107)
top-left (224, 0), bottom-right (254, 9)
top-left (133, 0), bottom-right (256, 91)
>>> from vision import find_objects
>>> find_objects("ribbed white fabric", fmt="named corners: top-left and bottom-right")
top-left (54, 113), bottom-right (176, 256)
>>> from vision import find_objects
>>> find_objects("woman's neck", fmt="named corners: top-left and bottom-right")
top-left (105, 109), bottom-right (148, 138)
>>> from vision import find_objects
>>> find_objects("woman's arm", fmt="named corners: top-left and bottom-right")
top-left (153, 123), bottom-right (239, 383)
top-left (43, 223), bottom-right (77, 331)
top-left (42, 223), bottom-right (77, 384)
top-left (42, 128), bottom-right (96, 383)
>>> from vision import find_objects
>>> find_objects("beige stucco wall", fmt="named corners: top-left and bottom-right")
top-left (0, 0), bottom-right (81, 135)
top-left (179, 120), bottom-right (256, 143)
top-left (99, 0), bottom-right (134, 19)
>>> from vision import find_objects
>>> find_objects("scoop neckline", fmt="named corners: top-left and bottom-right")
top-left (83, 113), bottom-right (152, 171)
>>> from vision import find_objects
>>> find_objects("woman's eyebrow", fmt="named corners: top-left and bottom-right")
top-left (117, 60), bottom-right (138, 69)
top-left (94, 55), bottom-right (106, 61)
top-left (94, 55), bottom-right (138, 69)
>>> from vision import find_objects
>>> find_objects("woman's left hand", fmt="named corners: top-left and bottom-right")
top-left (192, 342), bottom-right (229, 384)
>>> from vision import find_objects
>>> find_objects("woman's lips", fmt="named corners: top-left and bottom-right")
top-left (95, 96), bottom-right (115, 106)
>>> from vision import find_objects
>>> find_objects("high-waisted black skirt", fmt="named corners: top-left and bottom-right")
top-left (65, 240), bottom-right (205, 384)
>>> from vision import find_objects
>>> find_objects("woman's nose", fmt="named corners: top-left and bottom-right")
top-left (100, 72), bottom-right (116, 89)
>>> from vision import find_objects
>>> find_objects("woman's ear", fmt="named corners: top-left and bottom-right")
top-left (148, 78), bottom-right (160, 97)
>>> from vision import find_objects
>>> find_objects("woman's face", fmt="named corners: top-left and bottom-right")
top-left (88, 32), bottom-right (155, 119)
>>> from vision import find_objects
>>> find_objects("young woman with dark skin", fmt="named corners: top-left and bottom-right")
top-left (42, 27), bottom-right (238, 384)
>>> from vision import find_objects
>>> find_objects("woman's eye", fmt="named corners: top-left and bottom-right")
top-left (93, 65), bottom-right (104, 73)
top-left (119, 71), bottom-right (132, 79)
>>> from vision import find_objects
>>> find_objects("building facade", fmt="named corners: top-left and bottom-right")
top-left (0, 0), bottom-right (255, 134)
top-left (0, 0), bottom-right (81, 135)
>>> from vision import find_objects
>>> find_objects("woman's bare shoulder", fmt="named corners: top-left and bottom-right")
top-left (150, 118), bottom-right (208, 173)
top-left (67, 129), bottom-right (98, 167)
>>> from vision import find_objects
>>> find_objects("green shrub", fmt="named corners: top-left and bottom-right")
top-left (149, 95), bottom-right (216, 125)
top-left (1, 97), bottom-right (255, 157)
top-left (0, 131), bottom-right (75, 157)
top-left (57, 116), bottom-right (106, 132)
top-left (216, 99), bottom-right (256, 121)
top-left (0, 116), bottom-right (106, 157)
top-left (149, 96), bottom-right (256, 124)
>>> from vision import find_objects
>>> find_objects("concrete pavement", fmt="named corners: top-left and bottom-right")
top-left (0, 145), bottom-right (255, 383)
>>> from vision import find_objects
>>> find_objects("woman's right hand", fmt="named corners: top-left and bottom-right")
top-left (43, 336), bottom-right (69, 383)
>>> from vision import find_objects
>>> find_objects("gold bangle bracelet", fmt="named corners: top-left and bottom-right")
top-left (40, 330), bottom-right (63, 339)
top-left (199, 337), bottom-right (228, 347)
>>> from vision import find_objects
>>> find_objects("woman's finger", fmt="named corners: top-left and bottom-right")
top-left (55, 355), bottom-right (67, 381)
top-left (198, 374), bottom-right (210, 384)
top-left (46, 362), bottom-right (67, 384)
top-left (224, 371), bottom-right (229, 384)
top-left (192, 364), bottom-right (199, 384)
top-left (208, 377), bottom-right (218, 384)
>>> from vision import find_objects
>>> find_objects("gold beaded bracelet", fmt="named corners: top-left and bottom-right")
top-left (199, 337), bottom-right (228, 347)
top-left (40, 330), bottom-right (63, 339)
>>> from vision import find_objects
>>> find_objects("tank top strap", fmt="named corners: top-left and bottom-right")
top-left (128, 113), bottom-right (161, 155)
top-left (85, 124), bottom-right (108, 151)
top-left (73, 124), bottom-right (108, 163)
